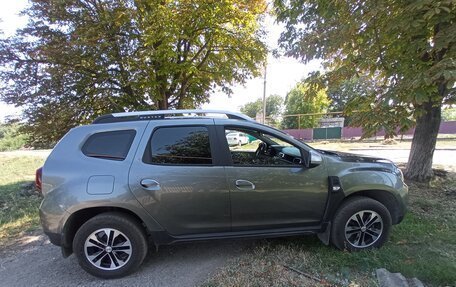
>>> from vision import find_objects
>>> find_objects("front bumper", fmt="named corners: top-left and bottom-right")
top-left (394, 183), bottom-right (408, 224)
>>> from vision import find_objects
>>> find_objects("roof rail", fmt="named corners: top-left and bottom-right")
top-left (92, 109), bottom-right (253, 124)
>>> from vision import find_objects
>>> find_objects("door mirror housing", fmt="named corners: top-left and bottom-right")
top-left (310, 150), bottom-right (323, 166)
top-left (300, 149), bottom-right (311, 168)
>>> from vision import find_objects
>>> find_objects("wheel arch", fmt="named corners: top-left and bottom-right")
top-left (342, 190), bottom-right (402, 224)
top-left (61, 206), bottom-right (151, 257)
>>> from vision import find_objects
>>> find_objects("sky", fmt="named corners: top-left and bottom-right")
top-left (0, 1), bottom-right (321, 122)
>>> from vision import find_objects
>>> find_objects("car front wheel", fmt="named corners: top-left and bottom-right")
top-left (73, 212), bottom-right (148, 278)
top-left (330, 197), bottom-right (392, 251)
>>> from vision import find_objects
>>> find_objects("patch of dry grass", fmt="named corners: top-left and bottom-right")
top-left (0, 156), bottom-right (44, 248)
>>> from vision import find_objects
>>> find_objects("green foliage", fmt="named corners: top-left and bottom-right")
top-left (0, 0), bottom-right (268, 147)
top-left (442, 107), bottom-right (456, 121)
top-left (274, 0), bottom-right (456, 179)
top-left (274, 0), bottom-right (455, 129)
top-left (240, 94), bottom-right (283, 119)
top-left (324, 76), bottom-right (380, 127)
top-left (346, 95), bottom-right (415, 139)
top-left (281, 82), bottom-right (330, 129)
top-left (0, 123), bottom-right (28, 151)
top-left (240, 101), bottom-right (262, 119)
top-left (327, 78), bottom-right (366, 112)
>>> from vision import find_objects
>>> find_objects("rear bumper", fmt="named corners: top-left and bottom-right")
top-left (43, 231), bottom-right (73, 257)
top-left (44, 231), bottom-right (62, 246)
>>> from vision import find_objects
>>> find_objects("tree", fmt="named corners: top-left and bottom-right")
top-left (281, 82), bottom-right (330, 129)
top-left (327, 77), bottom-right (373, 110)
top-left (326, 76), bottom-right (377, 127)
top-left (0, 123), bottom-right (28, 151)
top-left (325, 74), bottom-right (415, 135)
top-left (240, 94), bottom-right (283, 119)
top-left (345, 91), bottom-right (415, 139)
top-left (0, 0), bottom-right (267, 147)
top-left (274, 0), bottom-right (456, 181)
top-left (240, 100), bottom-right (262, 118)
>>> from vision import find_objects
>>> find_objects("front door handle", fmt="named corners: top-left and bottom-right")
top-left (235, 179), bottom-right (255, 191)
top-left (140, 179), bottom-right (160, 191)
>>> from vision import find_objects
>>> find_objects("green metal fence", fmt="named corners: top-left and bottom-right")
top-left (313, 127), bottom-right (342, 140)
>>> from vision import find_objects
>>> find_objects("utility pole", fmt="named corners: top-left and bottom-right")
top-left (262, 62), bottom-right (267, 124)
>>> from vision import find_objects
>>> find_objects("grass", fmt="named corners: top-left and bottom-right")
top-left (204, 173), bottom-right (456, 287)
top-left (0, 155), bottom-right (44, 248)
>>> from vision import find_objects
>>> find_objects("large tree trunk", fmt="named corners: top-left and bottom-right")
top-left (404, 102), bottom-right (441, 182)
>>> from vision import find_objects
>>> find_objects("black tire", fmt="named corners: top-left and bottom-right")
top-left (73, 212), bottom-right (148, 279)
top-left (330, 197), bottom-right (392, 251)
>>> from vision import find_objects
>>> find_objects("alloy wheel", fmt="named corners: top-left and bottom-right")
top-left (344, 210), bottom-right (383, 248)
top-left (84, 228), bottom-right (132, 270)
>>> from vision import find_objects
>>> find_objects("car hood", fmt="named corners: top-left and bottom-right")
top-left (317, 149), bottom-right (392, 164)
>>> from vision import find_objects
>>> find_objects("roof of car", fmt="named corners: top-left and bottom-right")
top-left (92, 109), bottom-right (253, 124)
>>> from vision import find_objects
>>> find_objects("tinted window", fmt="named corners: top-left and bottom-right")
top-left (82, 130), bottom-right (136, 161)
top-left (149, 126), bottom-right (212, 165)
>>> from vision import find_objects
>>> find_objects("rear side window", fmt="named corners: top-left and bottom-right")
top-left (82, 130), bottom-right (136, 161)
top-left (146, 126), bottom-right (212, 165)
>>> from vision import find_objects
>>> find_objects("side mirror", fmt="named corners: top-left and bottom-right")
top-left (300, 149), bottom-right (311, 168)
top-left (310, 150), bottom-right (323, 166)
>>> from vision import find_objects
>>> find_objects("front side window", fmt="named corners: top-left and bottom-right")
top-left (82, 130), bottom-right (136, 161)
top-left (148, 126), bottom-right (212, 165)
top-left (225, 127), bottom-right (303, 166)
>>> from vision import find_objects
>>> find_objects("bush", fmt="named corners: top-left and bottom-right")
top-left (442, 108), bottom-right (456, 122)
top-left (0, 123), bottom-right (29, 151)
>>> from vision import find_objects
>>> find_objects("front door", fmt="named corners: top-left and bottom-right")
top-left (221, 126), bottom-right (328, 231)
top-left (129, 120), bottom-right (230, 235)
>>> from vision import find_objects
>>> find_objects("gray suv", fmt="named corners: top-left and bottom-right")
top-left (38, 109), bottom-right (408, 278)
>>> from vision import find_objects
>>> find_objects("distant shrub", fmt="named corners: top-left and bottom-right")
top-left (0, 123), bottom-right (29, 151)
top-left (442, 108), bottom-right (456, 122)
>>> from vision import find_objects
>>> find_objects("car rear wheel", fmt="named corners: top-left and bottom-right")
top-left (330, 197), bottom-right (392, 251)
top-left (73, 212), bottom-right (148, 278)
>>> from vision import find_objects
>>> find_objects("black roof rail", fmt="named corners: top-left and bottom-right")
top-left (92, 109), bottom-right (253, 124)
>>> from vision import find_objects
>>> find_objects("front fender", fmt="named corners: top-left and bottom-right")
top-left (340, 168), bottom-right (402, 196)
top-left (336, 167), bottom-right (408, 224)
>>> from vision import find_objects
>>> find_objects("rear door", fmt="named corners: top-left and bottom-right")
top-left (128, 119), bottom-right (231, 235)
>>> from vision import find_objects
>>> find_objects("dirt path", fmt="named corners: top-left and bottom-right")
top-left (0, 231), bottom-right (248, 287)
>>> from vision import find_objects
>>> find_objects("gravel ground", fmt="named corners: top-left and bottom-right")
top-left (0, 232), bottom-right (247, 287)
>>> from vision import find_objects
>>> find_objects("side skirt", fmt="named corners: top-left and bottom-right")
top-left (151, 225), bottom-right (323, 246)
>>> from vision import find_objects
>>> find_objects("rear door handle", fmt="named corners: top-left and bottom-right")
top-left (140, 179), bottom-right (160, 191)
top-left (235, 179), bottom-right (255, 191)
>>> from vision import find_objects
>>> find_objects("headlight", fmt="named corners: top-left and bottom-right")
top-left (394, 165), bottom-right (404, 180)
top-left (375, 159), bottom-right (394, 164)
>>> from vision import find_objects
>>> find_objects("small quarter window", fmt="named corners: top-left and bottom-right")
top-left (147, 126), bottom-right (212, 165)
top-left (82, 130), bottom-right (136, 161)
